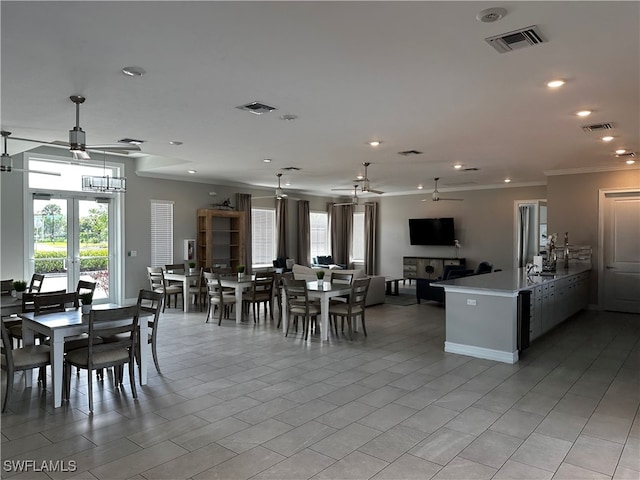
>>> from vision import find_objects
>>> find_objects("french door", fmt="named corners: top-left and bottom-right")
top-left (31, 194), bottom-right (114, 303)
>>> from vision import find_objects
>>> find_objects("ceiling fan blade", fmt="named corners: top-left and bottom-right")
top-left (87, 144), bottom-right (142, 152)
top-left (0, 166), bottom-right (61, 176)
top-left (252, 195), bottom-right (276, 200)
top-left (364, 188), bottom-right (385, 194)
top-left (440, 198), bottom-right (464, 201)
top-left (332, 187), bottom-right (356, 191)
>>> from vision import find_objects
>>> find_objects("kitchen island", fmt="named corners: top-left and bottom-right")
top-left (438, 265), bottom-right (591, 364)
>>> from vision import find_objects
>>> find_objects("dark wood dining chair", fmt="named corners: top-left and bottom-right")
top-left (33, 291), bottom-right (79, 315)
top-left (243, 271), bottom-right (276, 323)
top-left (282, 277), bottom-right (321, 340)
top-left (28, 274), bottom-right (45, 293)
top-left (329, 277), bottom-right (371, 339)
top-left (64, 304), bottom-right (141, 412)
top-left (147, 267), bottom-right (182, 312)
top-left (1, 320), bottom-right (50, 412)
top-left (203, 272), bottom-right (236, 325)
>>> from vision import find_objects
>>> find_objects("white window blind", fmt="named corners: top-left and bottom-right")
top-left (252, 207), bottom-right (276, 266)
top-left (151, 200), bottom-right (174, 267)
top-left (310, 211), bottom-right (329, 258)
top-left (352, 212), bottom-right (365, 262)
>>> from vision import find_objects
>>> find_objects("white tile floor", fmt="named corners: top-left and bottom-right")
top-left (2, 298), bottom-right (639, 480)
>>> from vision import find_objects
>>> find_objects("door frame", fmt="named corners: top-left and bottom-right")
top-left (597, 187), bottom-right (640, 310)
top-left (22, 152), bottom-right (126, 304)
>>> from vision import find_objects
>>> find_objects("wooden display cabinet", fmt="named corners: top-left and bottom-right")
top-left (197, 209), bottom-right (246, 272)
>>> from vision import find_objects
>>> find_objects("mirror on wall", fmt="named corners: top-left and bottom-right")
top-left (515, 199), bottom-right (547, 268)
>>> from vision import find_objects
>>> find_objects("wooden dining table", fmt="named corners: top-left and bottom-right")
top-left (1, 295), bottom-right (23, 316)
top-left (19, 304), bottom-right (149, 408)
top-left (281, 280), bottom-right (353, 341)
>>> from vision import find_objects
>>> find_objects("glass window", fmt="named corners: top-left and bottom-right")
top-left (29, 157), bottom-right (121, 192)
top-left (310, 211), bottom-right (329, 258)
top-left (151, 200), bottom-right (174, 267)
top-left (252, 207), bottom-right (276, 266)
top-left (352, 212), bottom-right (365, 262)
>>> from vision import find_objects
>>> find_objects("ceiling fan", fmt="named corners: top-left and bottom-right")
top-left (333, 162), bottom-right (384, 195)
top-left (423, 177), bottom-right (463, 202)
top-left (334, 184), bottom-right (361, 206)
top-left (10, 95), bottom-right (142, 160)
top-left (253, 173), bottom-right (295, 200)
top-left (0, 131), bottom-right (60, 176)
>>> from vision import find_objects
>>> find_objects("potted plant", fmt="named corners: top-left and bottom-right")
top-left (316, 269), bottom-right (325, 286)
top-left (188, 261), bottom-right (198, 274)
top-left (79, 292), bottom-right (93, 314)
top-left (12, 280), bottom-right (27, 299)
top-left (236, 265), bottom-right (245, 279)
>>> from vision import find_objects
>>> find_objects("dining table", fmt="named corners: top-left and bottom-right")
top-left (281, 280), bottom-right (353, 342)
top-left (163, 271), bottom-right (201, 312)
top-left (219, 274), bottom-right (255, 323)
top-left (19, 304), bottom-right (149, 408)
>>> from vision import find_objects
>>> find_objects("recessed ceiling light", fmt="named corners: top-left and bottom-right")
top-left (504, 178), bottom-right (511, 183)
top-left (547, 79), bottom-right (565, 88)
top-left (263, 158), bottom-right (272, 163)
top-left (576, 110), bottom-right (592, 117)
top-left (417, 185), bottom-right (424, 190)
top-left (188, 170), bottom-right (196, 174)
top-left (169, 141), bottom-right (183, 146)
top-left (454, 164), bottom-right (463, 170)
top-left (602, 136), bottom-right (614, 142)
top-left (626, 159), bottom-right (636, 165)
top-left (616, 149), bottom-right (626, 155)
top-left (356, 174), bottom-right (364, 180)
top-left (285, 181), bottom-right (291, 186)
top-left (368, 141), bottom-right (381, 147)
top-left (121, 66), bottom-right (146, 77)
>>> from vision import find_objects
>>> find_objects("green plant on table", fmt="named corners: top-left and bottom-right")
top-left (12, 280), bottom-right (27, 292)
top-left (316, 270), bottom-right (325, 280)
top-left (236, 265), bottom-right (245, 274)
top-left (79, 292), bottom-right (94, 305)
top-left (188, 261), bottom-right (196, 268)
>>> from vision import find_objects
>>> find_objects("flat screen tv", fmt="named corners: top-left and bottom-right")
top-left (409, 218), bottom-right (456, 246)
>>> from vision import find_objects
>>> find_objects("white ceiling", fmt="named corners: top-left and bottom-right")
top-left (2, 1), bottom-right (638, 198)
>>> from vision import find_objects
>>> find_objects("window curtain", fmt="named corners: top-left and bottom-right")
top-left (297, 200), bottom-right (311, 267)
top-left (330, 204), bottom-right (353, 267)
top-left (518, 204), bottom-right (531, 268)
top-left (364, 202), bottom-right (378, 275)
top-left (235, 193), bottom-right (252, 274)
top-left (276, 198), bottom-right (288, 259)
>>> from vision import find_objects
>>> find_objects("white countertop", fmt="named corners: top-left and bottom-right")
top-left (438, 264), bottom-right (592, 295)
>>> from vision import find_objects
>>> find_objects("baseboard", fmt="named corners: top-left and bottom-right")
top-left (444, 341), bottom-right (518, 364)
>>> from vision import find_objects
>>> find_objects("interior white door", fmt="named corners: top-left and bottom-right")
top-left (602, 190), bottom-right (640, 313)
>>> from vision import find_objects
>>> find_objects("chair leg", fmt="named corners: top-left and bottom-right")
top-left (361, 313), bottom-right (367, 337)
top-left (218, 302), bottom-right (224, 326)
top-left (129, 361), bottom-right (138, 399)
top-left (2, 369), bottom-right (13, 412)
top-left (87, 369), bottom-right (94, 412)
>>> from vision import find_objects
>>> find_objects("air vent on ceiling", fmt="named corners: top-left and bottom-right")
top-left (485, 25), bottom-right (546, 53)
top-left (616, 152), bottom-right (636, 158)
top-left (398, 150), bottom-right (423, 156)
top-left (582, 122), bottom-right (614, 132)
top-left (236, 101), bottom-right (278, 115)
top-left (118, 138), bottom-right (144, 145)
top-left (281, 166), bottom-right (301, 171)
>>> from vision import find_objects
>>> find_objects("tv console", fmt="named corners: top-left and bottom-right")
top-left (403, 256), bottom-right (465, 281)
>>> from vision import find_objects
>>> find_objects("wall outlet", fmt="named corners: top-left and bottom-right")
top-left (129, 250), bottom-right (137, 257)
top-left (466, 299), bottom-right (477, 306)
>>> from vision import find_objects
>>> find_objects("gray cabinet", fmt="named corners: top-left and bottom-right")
top-left (403, 256), bottom-right (465, 280)
top-left (528, 270), bottom-right (590, 341)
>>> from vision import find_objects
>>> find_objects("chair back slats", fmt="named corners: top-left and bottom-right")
top-left (23, 289), bottom-right (67, 313)
top-left (1, 321), bottom-right (15, 370)
top-left (165, 263), bottom-right (185, 274)
top-left (76, 280), bottom-right (97, 295)
top-left (330, 272), bottom-right (354, 285)
top-left (1, 279), bottom-right (13, 296)
top-left (350, 277), bottom-right (371, 308)
top-left (28, 274), bottom-right (45, 293)
top-left (34, 291), bottom-right (79, 315)
top-left (137, 289), bottom-right (163, 329)
top-left (87, 305), bottom-right (140, 364)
